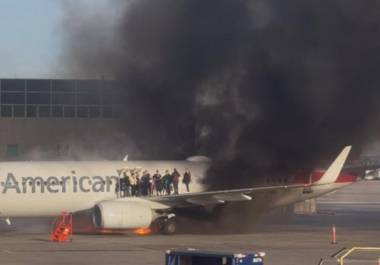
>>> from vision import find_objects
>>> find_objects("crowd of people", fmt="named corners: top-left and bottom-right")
top-left (117, 168), bottom-right (192, 197)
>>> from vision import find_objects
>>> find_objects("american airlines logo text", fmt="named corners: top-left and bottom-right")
top-left (1, 173), bottom-right (119, 194)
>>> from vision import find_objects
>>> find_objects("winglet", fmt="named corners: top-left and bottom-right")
top-left (315, 145), bottom-right (352, 184)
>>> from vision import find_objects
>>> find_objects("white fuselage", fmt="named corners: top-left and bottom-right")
top-left (0, 161), bottom-right (209, 217)
top-left (0, 160), bottom-right (352, 217)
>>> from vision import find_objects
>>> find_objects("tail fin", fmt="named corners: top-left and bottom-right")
top-left (315, 146), bottom-right (352, 185)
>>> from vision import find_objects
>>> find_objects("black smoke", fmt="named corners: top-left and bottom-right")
top-left (60, 0), bottom-right (380, 189)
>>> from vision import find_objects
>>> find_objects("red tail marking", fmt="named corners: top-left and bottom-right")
top-left (293, 170), bottom-right (357, 185)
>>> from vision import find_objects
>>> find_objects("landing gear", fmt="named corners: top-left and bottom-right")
top-left (151, 214), bottom-right (176, 235)
top-left (162, 217), bottom-right (176, 235)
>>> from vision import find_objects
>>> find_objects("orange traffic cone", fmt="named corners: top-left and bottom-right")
top-left (331, 224), bottom-right (337, 244)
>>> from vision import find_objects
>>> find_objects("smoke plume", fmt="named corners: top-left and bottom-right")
top-left (60, 0), bottom-right (380, 189)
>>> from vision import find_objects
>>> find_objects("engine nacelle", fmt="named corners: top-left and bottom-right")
top-left (93, 201), bottom-right (153, 229)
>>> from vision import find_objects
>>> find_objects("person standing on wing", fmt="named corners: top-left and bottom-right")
top-left (162, 170), bottom-right (172, 195)
top-left (153, 170), bottom-right (162, 196)
top-left (171, 168), bottom-right (180, 195)
top-left (183, 169), bottom-right (191, 192)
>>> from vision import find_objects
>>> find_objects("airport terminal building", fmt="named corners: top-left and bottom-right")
top-left (0, 78), bottom-right (129, 161)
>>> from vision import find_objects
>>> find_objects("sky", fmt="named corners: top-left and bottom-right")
top-left (0, 0), bottom-right (112, 78)
top-left (0, 0), bottom-right (63, 78)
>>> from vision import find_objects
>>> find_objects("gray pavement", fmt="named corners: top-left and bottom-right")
top-left (0, 180), bottom-right (379, 265)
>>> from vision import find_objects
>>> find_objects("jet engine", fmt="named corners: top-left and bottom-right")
top-left (93, 201), bottom-right (153, 229)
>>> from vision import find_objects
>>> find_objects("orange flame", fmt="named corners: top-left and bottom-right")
top-left (99, 229), bottom-right (115, 234)
top-left (133, 227), bottom-right (152, 235)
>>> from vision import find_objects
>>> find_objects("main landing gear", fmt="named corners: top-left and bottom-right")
top-left (151, 214), bottom-right (176, 235)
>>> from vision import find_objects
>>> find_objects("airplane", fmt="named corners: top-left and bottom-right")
top-left (0, 146), bottom-right (353, 235)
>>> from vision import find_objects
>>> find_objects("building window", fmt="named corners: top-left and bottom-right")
top-left (64, 106), bottom-right (75, 118)
top-left (27, 93), bottom-right (50, 105)
top-left (0, 79), bottom-right (124, 119)
top-left (38, 106), bottom-right (50, 117)
top-left (52, 80), bottom-right (76, 92)
top-left (113, 106), bottom-right (124, 118)
top-left (89, 107), bottom-right (100, 118)
top-left (77, 80), bottom-right (100, 93)
top-left (77, 93), bottom-right (100, 105)
top-left (102, 107), bottom-right (113, 118)
top-left (2, 79), bottom-right (24, 92)
top-left (52, 106), bottom-right (63, 118)
top-left (27, 106), bottom-right (37, 117)
top-left (26, 79), bottom-right (50, 92)
top-left (1, 105), bottom-right (12, 117)
top-left (13, 106), bottom-right (25, 117)
top-left (1, 92), bottom-right (25, 104)
top-left (77, 106), bottom-right (88, 118)
top-left (52, 93), bottom-right (75, 105)
top-left (6, 144), bottom-right (19, 158)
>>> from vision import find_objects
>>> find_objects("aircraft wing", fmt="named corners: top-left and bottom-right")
top-left (147, 145), bottom-right (351, 208)
top-left (148, 184), bottom-right (304, 208)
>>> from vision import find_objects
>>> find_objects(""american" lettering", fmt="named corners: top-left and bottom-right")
top-left (1, 173), bottom-right (120, 194)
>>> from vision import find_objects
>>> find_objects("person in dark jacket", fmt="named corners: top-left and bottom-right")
top-left (171, 168), bottom-right (180, 195)
top-left (135, 172), bottom-right (140, 196)
top-left (152, 170), bottom-right (162, 196)
top-left (122, 171), bottom-right (131, 197)
top-left (130, 171), bottom-right (138, 196)
top-left (119, 175), bottom-right (126, 197)
top-left (183, 169), bottom-right (191, 192)
top-left (140, 170), bottom-right (150, 196)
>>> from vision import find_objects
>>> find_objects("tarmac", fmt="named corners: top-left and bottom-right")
top-left (0, 180), bottom-right (379, 265)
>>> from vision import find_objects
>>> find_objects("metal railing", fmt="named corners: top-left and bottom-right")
top-left (338, 247), bottom-right (380, 265)
top-left (318, 247), bottom-right (380, 265)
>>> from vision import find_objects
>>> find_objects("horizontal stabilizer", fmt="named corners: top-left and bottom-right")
top-left (315, 145), bottom-right (352, 185)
